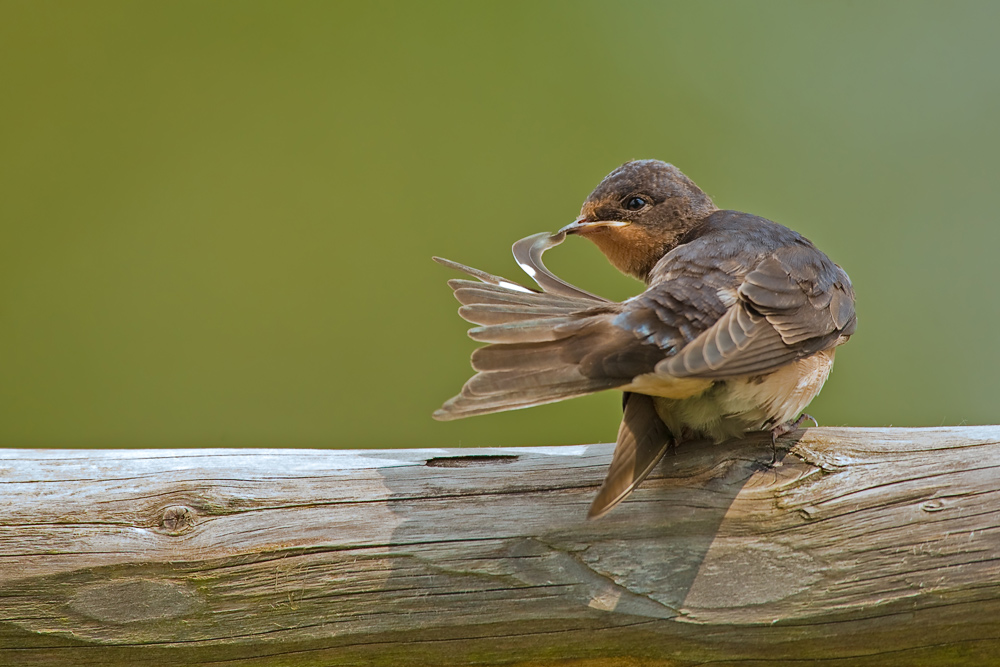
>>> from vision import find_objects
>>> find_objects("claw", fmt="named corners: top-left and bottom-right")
top-left (794, 413), bottom-right (818, 429)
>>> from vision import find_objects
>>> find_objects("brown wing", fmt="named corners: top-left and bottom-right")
top-left (656, 244), bottom-right (856, 379)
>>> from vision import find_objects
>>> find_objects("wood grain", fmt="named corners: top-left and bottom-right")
top-left (2, 427), bottom-right (1000, 666)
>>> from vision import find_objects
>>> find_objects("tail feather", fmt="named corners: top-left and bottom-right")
top-left (433, 379), bottom-right (615, 421)
top-left (588, 392), bottom-right (673, 519)
top-left (468, 317), bottom-right (588, 344)
top-left (453, 287), bottom-right (591, 310)
top-left (434, 254), bottom-right (629, 421)
top-left (511, 232), bottom-right (610, 302)
top-left (433, 257), bottom-right (535, 293)
top-left (464, 366), bottom-right (593, 397)
top-left (458, 302), bottom-right (583, 326)
top-left (471, 341), bottom-right (576, 372)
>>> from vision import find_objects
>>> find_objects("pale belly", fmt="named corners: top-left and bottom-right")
top-left (650, 349), bottom-right (837, 442)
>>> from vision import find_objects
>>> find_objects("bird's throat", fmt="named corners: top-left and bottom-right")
top-left (586, 226), bottom-right (682, 283)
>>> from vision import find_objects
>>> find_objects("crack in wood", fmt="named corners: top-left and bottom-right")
top-left (425, 455), bottom-right (520, 468)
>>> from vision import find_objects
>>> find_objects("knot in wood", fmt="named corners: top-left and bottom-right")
top-left (160, 505), bottom-right (194, 534)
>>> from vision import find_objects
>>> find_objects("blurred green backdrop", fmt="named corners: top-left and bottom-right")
top-left (2, 1), bottom-right (998, 449)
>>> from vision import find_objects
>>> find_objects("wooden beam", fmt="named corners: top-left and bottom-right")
top-left (3, 427), bottom-right (1000, 666)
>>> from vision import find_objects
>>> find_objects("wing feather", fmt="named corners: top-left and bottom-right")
top-left (623, 229), bottom-right (855, 380)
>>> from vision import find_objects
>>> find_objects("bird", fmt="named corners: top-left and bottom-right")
top-left (433, 160), bottom-right (856, 519)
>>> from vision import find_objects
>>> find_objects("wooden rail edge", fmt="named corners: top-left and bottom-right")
top-left (2, 426), bottom-right (1000, 666)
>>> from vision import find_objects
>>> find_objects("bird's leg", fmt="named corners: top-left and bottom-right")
top-left (769, 413), bottom-right (818, 463)
top-left (771, 412), bottom-right (818, 441)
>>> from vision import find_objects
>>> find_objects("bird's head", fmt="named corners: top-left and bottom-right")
top-left (559, 160), bottom-right (717, 282)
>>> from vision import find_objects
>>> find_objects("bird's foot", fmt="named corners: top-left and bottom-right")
top-left (771, 413), bottom-right (818, 442)
top-left (768, 414), bottom-right (818, 463)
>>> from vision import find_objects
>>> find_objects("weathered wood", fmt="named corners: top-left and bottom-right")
top-left (2, 427), bottom-right (1000, 666)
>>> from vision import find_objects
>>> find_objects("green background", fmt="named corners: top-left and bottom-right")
top-left (2, 1), bottom-right (998, 449)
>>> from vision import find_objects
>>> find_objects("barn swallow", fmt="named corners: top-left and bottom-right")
top-left (433, 160), bottom-right (856, 518)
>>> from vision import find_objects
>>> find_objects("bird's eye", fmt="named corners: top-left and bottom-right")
top-left (624, 196), bottom-right (648, 211)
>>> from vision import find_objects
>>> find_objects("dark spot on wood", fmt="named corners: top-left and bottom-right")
top-left (426, 455), bottom-right (519, 468)
top-left (70, 579), bottom-right (198, 624)
top-left (160, 505), bottom-right (194, 534)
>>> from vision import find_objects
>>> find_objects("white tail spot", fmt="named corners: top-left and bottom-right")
top-left (498, 281), bottom-right (533, 293)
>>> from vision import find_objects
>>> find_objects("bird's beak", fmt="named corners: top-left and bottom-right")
top-left (557, 216), bottom-right (631, 235)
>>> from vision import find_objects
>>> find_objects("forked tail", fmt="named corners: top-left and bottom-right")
top-left (432, 255), bottom-right (624, 420)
